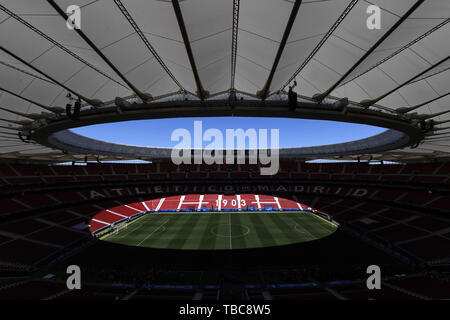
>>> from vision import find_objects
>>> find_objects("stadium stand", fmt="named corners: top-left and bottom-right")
top-left (0, 162), bottom-right (448, 267)
top-left (1, 0), bottom-right (450, 302)
top-left (0, 161), bottom-right (448, 300)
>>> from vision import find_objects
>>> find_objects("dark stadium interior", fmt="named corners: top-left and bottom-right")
top-left (0, 161), bottom-right (448, 300)
top-left (1, 0), bottom-right (450, 302)
top-left (61, 228), bottom-right (404, 272)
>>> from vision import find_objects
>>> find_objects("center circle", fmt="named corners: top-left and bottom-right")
top-left (211, 224), bottom-right (250, 238)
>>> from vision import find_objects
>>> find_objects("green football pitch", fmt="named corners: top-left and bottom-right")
top-left (102, 212), bottom-right (338, 250)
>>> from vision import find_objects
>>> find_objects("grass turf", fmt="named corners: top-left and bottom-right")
top-left (103, 212), bottom-right (338, 250)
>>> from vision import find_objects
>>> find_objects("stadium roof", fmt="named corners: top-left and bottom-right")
top-left (0, 0), bottom-right (449, 162)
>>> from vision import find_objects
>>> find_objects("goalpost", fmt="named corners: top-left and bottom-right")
top-left (113, 222), bottom-right (128, 234)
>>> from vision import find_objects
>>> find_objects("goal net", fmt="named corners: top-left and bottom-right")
top-left (113, 222), bottom-right (128, 234)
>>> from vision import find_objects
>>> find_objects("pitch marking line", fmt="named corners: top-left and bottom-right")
top-left (285, 213), bottom-right (317, 240)
top-left (309, 214), bottom-right (338, 234)
top-left (119, 215), bottom-right (161, 238)
top-left (100, 213), bottom-right (150, 240)
top-left (210, 224), bottom-right (250, 239)
top-left (137, 218), bottom-right (170, 247)
top-left (310, 212), bottom-right (338, 228)
top-left (106, 217), bottom-right (143, 240)
top-left (115, 216), bottom-right (166, 241)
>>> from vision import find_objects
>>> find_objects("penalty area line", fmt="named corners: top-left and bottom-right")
top-left (100, 212), bottom-right (149, 241)
top-left (136, 218), bottom-right (170, 247)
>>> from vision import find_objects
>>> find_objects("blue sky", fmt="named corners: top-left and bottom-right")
top-left (72, 117), bottom-right (385, 148)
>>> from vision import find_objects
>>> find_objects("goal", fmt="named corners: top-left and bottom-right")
top-left (113, 222), bottom-right (128, 234)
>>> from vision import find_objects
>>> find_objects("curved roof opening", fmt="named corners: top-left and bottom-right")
top-left (72, 117), bottom-right (386, 149)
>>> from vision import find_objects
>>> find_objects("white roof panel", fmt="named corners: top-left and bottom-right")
top-left (0, 0), bottom-right (449, 160)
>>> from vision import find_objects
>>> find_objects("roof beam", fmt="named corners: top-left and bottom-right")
top-left (0, 125), bottom-right (20, 131)
top-left (340, 17), bottom-right (450, 87)
top-left (0, 138), bottom-right (21, 143)
top-left (171, 0), bottom-right (208, 100)
top-left (396, 91), bottom-right (450, 114)
top-left (424, 139), bottom-right (450, 144)
top-left (47, 0), bottom-right (152, 102)
top-left (230, 0), bottom-right (240, 90)
top-left (361, 55), bottom-right (450, 107)
top-left (0, 61), bottom-right (56, 86)
top-left (434, 119), bottom-right (450, 125)
top-left (112, 0), bottom-right (185, 92)
top-left (0, 87), bottom-right (63, 114)
top-left (312, 0), bottom-right (425, 103)
top-left (0, 144), bottom-right (35, 148)
top-left (257, 0), bottom-right (302, 100)
top-left (0, 131), bottom-right (18, 136)
top-left (0, 46), bottom-right (102, 107)
top-left (424, 135), bottom-right (450, 140)
top-left (5, 146), bottom-right (45, 153)
top-left (428, 133), bottom-right (450, 139)
top-left (279, 0), bottom-right (359, 93)
top-left (409, 65), bottom-right (450, 85)
top-left (434, 126), bottom-right (450, 132)
top-left (0, 117), bottom-right (31, 125)
top-left (0, 106), bottom-right (39, 120)
top-left (0, 3), bottom-right (126, 91)
top-left (417, 110), bottom-right (450, 120)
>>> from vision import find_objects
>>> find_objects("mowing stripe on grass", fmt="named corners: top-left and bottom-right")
top-left (149, 214), bottom-right (191, 248)
top-left (101, 212), bottom-right (338, 250)
top-left (248, 213), bottom-right (278, 248)
top-left (230, 213), bottom-right (250, 249)
top-left (182, 215), bottom-right (210, 249)
top-left (228, 213), bottom-right (232, 250)
top-left (198, 213), bottom-right (220, 250)
top-left (214, 214), bottom-right (231, 250)
top-left (166, 214), bottom-right (202, 249)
